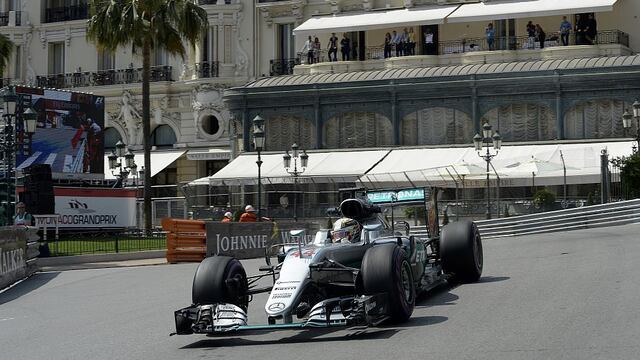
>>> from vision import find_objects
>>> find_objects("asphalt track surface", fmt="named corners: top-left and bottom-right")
top-left (2, 224), bottom-right (640, 360)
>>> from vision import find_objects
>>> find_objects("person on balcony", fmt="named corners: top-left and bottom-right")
top-left (313, 37), bottom-right (321, 63)
top-left (328, 33), bottom-right (338, 61)
top-left (384, 32), bottom-right (392, 59)
top-left (486, 23), bottom-right (496, 51)
top-left (424, 28), bottom-right (436, 55)
top-left (585, 14), bottom-right (597, 45)
top-left (340, 34), bottom-right (351, 61)
top-left (395, 30), bottom-right (406, 56)
top-left (559, 16), bottom-right (572, 46)
top-left (390, 30), bottom-right (399, 57)
top-left (575, 14), bottom-right (586, 45)
top-left (301, 36), bottom-right (314, 65)
top-left (407, 28), bottom-right (416, 55)
top-left (526, 21), bottom-right (536, 49)
top-left (535, 24), bottom-right (546, 49)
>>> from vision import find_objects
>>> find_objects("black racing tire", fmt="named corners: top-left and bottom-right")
top-left (191, 256), bottom-right (249, 310)
top-left (361, 244), bottom-right (415, 322)
top-left (440, 221), bottom-right (483, 283)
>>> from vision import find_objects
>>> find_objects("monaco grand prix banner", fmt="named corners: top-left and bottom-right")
top-left (32, 188), bottom-right (137, 229)
top-left (15, 87), bottom-right (105, 180)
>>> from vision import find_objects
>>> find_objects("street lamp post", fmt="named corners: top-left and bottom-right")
top-left (1, 90), bottom-right (38, 225)
top-left (473, 122), bottom-right (502, 220)
top-left (252, 115), bottom-right (265, 221)
top-left (622, 100), bottom-right (640, 153)
top-left (108, 140), bottom-right (137, 187)
top-left (283, 143), bottom-right (309, 222)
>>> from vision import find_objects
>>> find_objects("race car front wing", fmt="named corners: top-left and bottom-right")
top-left (173, 293), bottom-right (390, 335)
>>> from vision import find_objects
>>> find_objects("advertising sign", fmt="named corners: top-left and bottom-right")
top-left (367, 188), bottom-right (428, 204)
top-left (33, 188), bottom-right (137, 229)
top-left (15, 87), bottom-right (105, 180)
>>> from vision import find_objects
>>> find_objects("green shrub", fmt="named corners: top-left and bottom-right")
top-left (619, 153), bottom-right (640, 199)
top-left (533, 188), bottom-right (556, 210)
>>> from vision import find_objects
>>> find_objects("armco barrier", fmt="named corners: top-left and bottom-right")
top-left (410, 199), bottom-right (640, 239)
top-left (161, 218), bottom-right (206, 263)
top-left (1, 226), bottom-right (39, 290)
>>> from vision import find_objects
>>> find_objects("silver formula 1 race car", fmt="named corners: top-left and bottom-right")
top-left (173, 198), bottom-right (483, 335)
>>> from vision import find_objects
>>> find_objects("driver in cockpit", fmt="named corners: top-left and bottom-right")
top-left (331, 218), bottom-right (362, 244)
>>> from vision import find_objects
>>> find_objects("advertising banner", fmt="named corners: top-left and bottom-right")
top-left (367, 188), bottom-right (428, 204)
top-left (15, 87), bottom-right (105, 180)
top-left (205, 222), bottom-right (319, 259)
top-left (33, 188), bottom-right (137, 229)
top-left (0, 228), bottom-right (27, 290)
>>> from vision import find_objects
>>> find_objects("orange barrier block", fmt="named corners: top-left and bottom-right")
top-left (162, 218), bottom-right (206, 263)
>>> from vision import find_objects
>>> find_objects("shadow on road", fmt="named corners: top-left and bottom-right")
top-left (477, 276), bottom-right (510, 283)
top-left (181, 328), bottom-right (398, 349)
top-left (0, 272), bottom-right (60, 305)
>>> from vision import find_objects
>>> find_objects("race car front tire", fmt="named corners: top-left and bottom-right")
top-left (440, 221), bottom-right (483, 283)
top-left (361, 244), bottom-right (415, 322)
top-left (191, 256), bottom-right (249, 311)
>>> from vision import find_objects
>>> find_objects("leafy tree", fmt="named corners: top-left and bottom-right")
top-left (0, 33), bottom-right (13, 77)
top-left (87, 0), bottom-right (208, 231)
top-left (619, 153), bottom-right (640, 199)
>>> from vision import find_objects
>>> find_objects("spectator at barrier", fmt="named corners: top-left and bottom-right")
top-left (536, 24), bottom-right (546, 49)
top-left (384, 32), bottom-right (392, 58)
top-left (313, 37), bottom-right (321, 63)
top-left (486, 23), bottom-right (496, 51)
top-left (221, 212), bottom-right (233, 222)
top-left (559, 16), bottom-right (572, 46)
top-left (585, 14), bottom-right (597, 45)
top-left (526, 21), bottom-right (536, 49)
top-left (340, 33), bottom-right (351, 61)
top-left (327, 33), bottom-right (338, 61)
top-left (14, 202), bottom-right (33, 226)
top-left (301, 36), bottom-right (314, 64)
top-left (239, 205), bottom-right (257, 222)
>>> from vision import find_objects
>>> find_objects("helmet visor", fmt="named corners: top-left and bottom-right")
top-left (331, 230), bottom-right (350, 242)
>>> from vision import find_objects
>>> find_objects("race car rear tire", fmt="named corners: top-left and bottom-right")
top-left (440, 221), bottom-right (483, 283)
top-left (191, 256), bottom-right (249, 310)
top-left (361, 244), bottom-right (415, 322)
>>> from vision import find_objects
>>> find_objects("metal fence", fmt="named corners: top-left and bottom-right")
top-left (39, 229), bottom-right (166, 257)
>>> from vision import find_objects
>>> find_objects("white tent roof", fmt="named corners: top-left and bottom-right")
top-left (360, 141), bottom-right (634, 189)
top-left (192, 149), bottom-right (391, 186)
top-left (447, 0), bottom-right (618, 23)
top-left (103, 150), bottom-right (185, 180)
top-left (293, 5), bottom-right (458, 37)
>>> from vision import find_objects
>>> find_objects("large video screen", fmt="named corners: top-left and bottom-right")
top-left (15, 87), bottom-right (105, 179)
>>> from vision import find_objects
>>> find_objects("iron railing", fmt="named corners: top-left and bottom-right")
top-left (198, 0), bottom-right (232, 4)
top-left (44, 4), bottom-right (88, 23)
top-left (0, 11), bottom-right (21, 26)
top-left (436, 29), bottom-right (629, 55)
top-left (195, 61), bottom-right (219, 78)
top-left (35, 65), bottom-right (173, 89)
top-left (270, 58), bottom-right (300, 76)
top-left (39, 229), bottom-right (167, 257)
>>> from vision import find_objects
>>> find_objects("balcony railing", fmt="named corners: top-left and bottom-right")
top-left (35, 66), bottom-right (173, 89)
top-left (198, 0), bottom-right (232, 4)
top-left (360, 30), bottom-right (630, 60)
top-left (44, 4), bottom-right (88, 23)
top-left (0, 11), bottom-right (21, 26)
top-left (434, 29), bottom-right (629, 56)
top-left (195, 61), bottom-right (220, 78)
top-left (270, 58), bottom-right (301, 76)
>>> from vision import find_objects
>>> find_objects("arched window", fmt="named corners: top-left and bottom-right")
top-left (103, 127), bottom-right (122, 150)
top-left (323, 112), bottom-right (392, 148)
top-left (564, 100), bottom-right (627, 139)
top-left (482, 103), bottom-right (556, 142)
top-left (263, 115), bottom-right (316, 151)
top-left (150, 125), bottom-right (177, 147)
top-left (402, 108), bottom-right (473, 145)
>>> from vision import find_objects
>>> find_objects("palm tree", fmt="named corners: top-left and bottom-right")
top-left (0, 33), bottom-right (13, 80)
top-left (87, 0), bottom-right (208, 231)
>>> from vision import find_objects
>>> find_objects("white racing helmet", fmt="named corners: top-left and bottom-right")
top-left (331, 218), bottom-right (362, 243)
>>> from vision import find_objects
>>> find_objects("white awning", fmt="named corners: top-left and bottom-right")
top-left (103, 150), bottom-right (186, 180)
top-left (293, 5), bottom-right (459, 37)
top-left (193, 149), bottom-right (391, 186)
top-left (360, 141), bottom-right (634, 189)
top-left (447, 0), bottom-right (618, 23)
